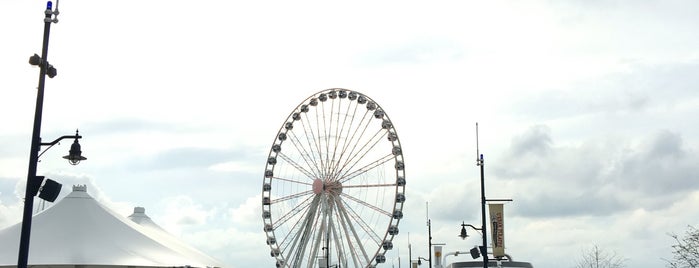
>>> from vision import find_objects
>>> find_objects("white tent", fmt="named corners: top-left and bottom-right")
top-left (0, 185), bottom-right (222, 268)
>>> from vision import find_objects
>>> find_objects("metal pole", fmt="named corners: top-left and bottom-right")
top-left (18, 3), bottom-right (54, 268)
top-left (408, 238), bottom-right (412, 268)
top-left (428, 219), bottom-right (432, 268)
top-left (479, 154), bottom-right (488, 268)
top-left (327, 227), bottom-right (330, 268)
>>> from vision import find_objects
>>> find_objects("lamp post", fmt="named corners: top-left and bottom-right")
top-left (428, 219), bottom-right (432, 268)
top-left (416, 257), bottom-right (429, 266)
top-left (459, 124), bottom-right (512, 268)
top-left (17, 2), bottom-right (86, 268)
top-left (477, 153), bottom-right (488, 268)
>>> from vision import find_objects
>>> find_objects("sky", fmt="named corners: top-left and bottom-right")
top-left (1, 1), bottom-right (699, 268)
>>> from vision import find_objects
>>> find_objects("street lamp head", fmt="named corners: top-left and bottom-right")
top-left (417, 257), bottom-right (429, 266)
top-left (46, 64), bottom-right (57, 78)
top-left (62, 131), bottom-right (86, 165)
top-left (459, 222), bottom-right (469, 239)
top-left (29, 54), bottom-right (41, 66)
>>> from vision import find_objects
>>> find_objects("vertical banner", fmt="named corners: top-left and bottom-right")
top-left (489, 203), bottom-right (505, 258)
top-left (434, 245), bottom-right (443, 268)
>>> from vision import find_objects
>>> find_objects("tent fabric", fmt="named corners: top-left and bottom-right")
top-left (126, 207), bottom-right (222, 267)
top-left (0, 185), bottom-right (222, 268)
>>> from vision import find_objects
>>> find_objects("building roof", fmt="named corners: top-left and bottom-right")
top-left (0, 185), bottom-right (222, 268)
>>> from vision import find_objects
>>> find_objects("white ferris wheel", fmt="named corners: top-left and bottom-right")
top-left (262, 88), bottom-right (406, 268)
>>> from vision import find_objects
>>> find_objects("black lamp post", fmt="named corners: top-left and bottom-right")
top-left (17, 2), bottom-right (86, 268)
top-left (416, 257), bottom-right (429, 266)
top-left (427, 219), bottom-right (432, 268)
top-left (454, 153), bottom-right (489, 268)
top-left (477, 153), bottom-right (488, 268)
top-left (458, 124), bottom-right (513, 268)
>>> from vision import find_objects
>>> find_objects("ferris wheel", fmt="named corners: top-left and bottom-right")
top-left (261, 88), bottom-right (406, 268)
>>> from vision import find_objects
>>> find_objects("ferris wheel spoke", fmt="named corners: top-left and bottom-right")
top-left (331, 200), bottom-right (360, 268)
top-left (323, 99), bottom-right (334, 175)
top-left (286, 130), bottom-right (322, 179)
top-left (278, 152), bottom-right (317, 181)
top-left (323, 105), bottom-right (372, 181)
top-left (282, 208), bottom-right (307, 264)
top-left (339, 153), bottom-right (394, 184)
top-left (328, 97), bottom-right (356, 182)
top-left (336, 128), bottom-right (389, 179)
top-left (298, 115), bottom-right (324, 179)
top-left (288, 195), bottom-right (322, 267)
top-left (342, 183), bottom-right (397, 188)
top-left (306, 209), bottom-right (325, 268)
top-left (299, 110), bottom-right (327, 180)
top-left (332, 110), bottom-right (374, 179)
top-left (314, 104), bottom-right (329, 179)
top-left (328, 100), bottom-right (347, 182)
top-left (335, 198), bottom-right (371, 265)
top-left (277, 195), bottom-right (316, 246)
top-left (273, 176), bottom-right (312, 186)
top-left (331, 103), bottom-right (362, 178)
top-left (333, 100), bottom-right (357, 169)
top-left (271, 190), bottom-right (313, 204)
top-left (338, 195), bottom-right (383, 245)
top-left (327, 210), bottom-right (345, 267)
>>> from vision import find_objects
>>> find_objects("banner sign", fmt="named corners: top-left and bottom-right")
top-left (434, 245), bottom-right (442, 267)
top-left (489, 203), bottom-right (505, 258)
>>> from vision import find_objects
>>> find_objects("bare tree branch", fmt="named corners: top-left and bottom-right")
top-left (575, 245), bottom-right (626, 268)
top-left (666, 225), bottom-right (699, 268)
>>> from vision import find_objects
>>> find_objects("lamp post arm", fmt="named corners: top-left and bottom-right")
top-left (442, 251), bottom-right (459, 267)
top-left (37, 134), bottom-right (81, 159)
top-left (463, 224), bottom-right (482, 231)
top-left (40, 134), bottom-right (82, 147)
top-left (418, 256), bottom-right (429, 264)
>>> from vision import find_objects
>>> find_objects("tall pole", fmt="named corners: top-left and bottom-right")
top-left (408, 233), bottom-right (412, 268)
top-left (476, 123), bottom-right (488, 268)
top-left (479, 154), bottom-right (488, 268)
top-left (18, 2), bottom-right (55, 268)
top-left (428, 219), bottom-right (432, 268)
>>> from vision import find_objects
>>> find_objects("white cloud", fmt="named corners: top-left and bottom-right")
top-left (158, 195), bottom-right (212, 235)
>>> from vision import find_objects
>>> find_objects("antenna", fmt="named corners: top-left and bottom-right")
top-left (425, 202), bottom-right (429, 226)
top-left (53, 0), bottom-right (60, 23)
top-left (476, 123), bottom-right (483, 166)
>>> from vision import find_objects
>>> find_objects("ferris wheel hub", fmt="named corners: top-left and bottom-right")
top-left (312, 179), bottom-right (323, 194)
top-left (312, 179), bottom-right (343, 195)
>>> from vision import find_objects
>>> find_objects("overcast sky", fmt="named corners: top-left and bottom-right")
top-left (1, 1), bottom-right (698, 268)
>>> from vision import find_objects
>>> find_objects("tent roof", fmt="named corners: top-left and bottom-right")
top-left (0, 185), bottom-right (222, 268)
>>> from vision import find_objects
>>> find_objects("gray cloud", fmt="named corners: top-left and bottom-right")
top-left (515, 189), bottom-right (628, 218)
top-left (510, 125), bottom-right (553, 157)
top-left (616, 130), bottom-right (698, 195)
top-left (496, 126), bottom-right (699, 219)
